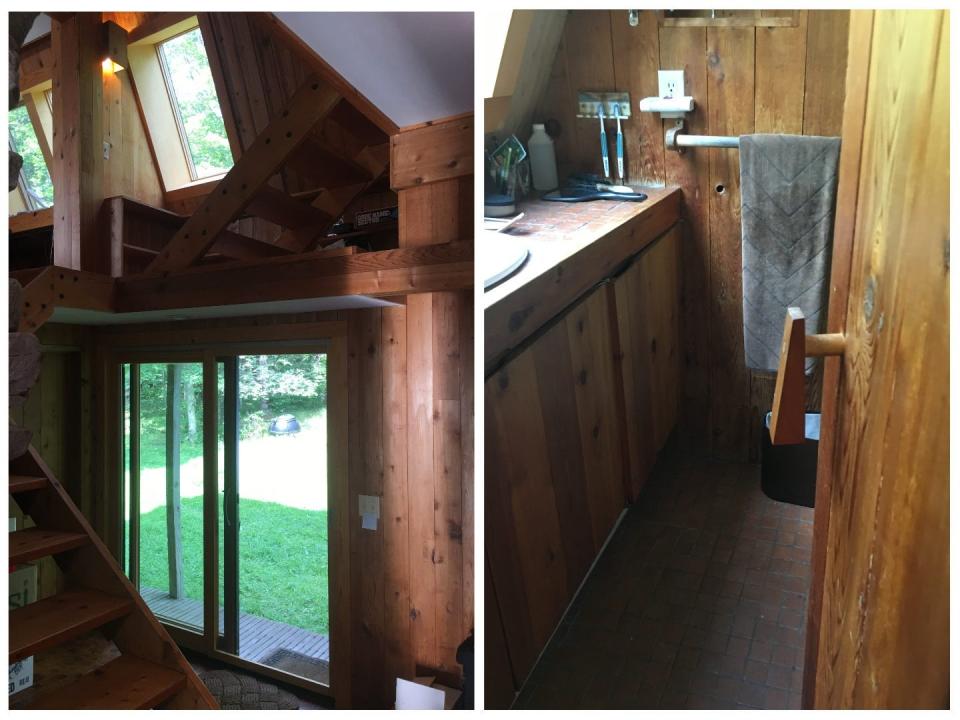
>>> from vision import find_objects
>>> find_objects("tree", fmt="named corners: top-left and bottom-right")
top-left (158, 28), bottom-right (233, 178)
top-left (8, 104), bottom-right (53, 207)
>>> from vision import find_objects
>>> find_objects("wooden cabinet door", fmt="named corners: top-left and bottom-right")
top-left (613, 225), bottom-right (682, 500)
top-left (805, 10), bottom-right (948, 709)
top-left (485, 283), bottom-right (627, 689)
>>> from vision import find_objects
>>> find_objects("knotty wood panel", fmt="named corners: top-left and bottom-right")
top-left (51, 13), bottom-right (106, 273)
top-left (706, 26), bottom-right (753, 461)
top-left (810, 10), bottom-right (948, 708)
top-left (610, 10), bottom-right (665, 185)
top-left (485, 284), bottom-right (627, 689)
top-left (659, 26), bottom-right (711, 457)
top-left (102, 67), bottom-right (164, 206)
top-left (802, 9), bottom-right (873, 705)
top-left (332, 167), bottom-right (473, 707)
top-left (536, 9), bottom-right (849, 460)
top-left (613, 226), bottom-right (681, 499)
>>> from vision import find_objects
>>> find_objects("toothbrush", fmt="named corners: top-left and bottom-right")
top-left (614, 104), bottom-right (624, 181)
top-left (598, 105), bottom-right (610, 178)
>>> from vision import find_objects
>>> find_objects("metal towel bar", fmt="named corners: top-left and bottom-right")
top-left (666, 120), bottom-right (740, 153)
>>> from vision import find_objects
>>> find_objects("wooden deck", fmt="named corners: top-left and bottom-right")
top-left (141, 586), bottom-right (329, 670)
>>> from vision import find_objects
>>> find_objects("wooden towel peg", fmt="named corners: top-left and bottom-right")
top-left (769, 307), bottom-right (846, 445)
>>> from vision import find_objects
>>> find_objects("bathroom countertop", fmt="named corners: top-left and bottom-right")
top-left (484, 186), bottom-right (682, 371)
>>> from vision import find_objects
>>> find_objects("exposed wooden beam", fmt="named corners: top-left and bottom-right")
top-left (127, 12), bottom-right (197, 44)
top-left (52, 13), bottom-right (107, 273)
top-left (145, 75), bottom-right (341, 274)
top-left (119, 243), bottom-right (472, 311)
top-left (390, 113), bottom-right (473, 190)
top-left (10, 208), bottom-right (54, 234)
top-left (19, 266), bottom-right (115, 332)
top-left (255, 12), bottom-right (399, 136)
top-left (163, 179), bottom-right (222, 215)
top-left (19, 34), bottom-right (52, 92)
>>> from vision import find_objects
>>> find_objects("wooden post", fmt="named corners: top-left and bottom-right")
top-left (378, 113), bottom-right (472, 708)
top-left (166, 364), bottom-right (184, 599)
top-left (50, 13), bottom-right (107, 273)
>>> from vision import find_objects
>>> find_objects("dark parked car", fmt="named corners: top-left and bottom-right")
top-left (268, 414), bottom-right (301, 436)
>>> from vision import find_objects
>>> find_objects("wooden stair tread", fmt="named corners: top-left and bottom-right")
top-left (10, 474), bottom-right (47, 493)
top-left (10, 589), bottom-right (134, 662)
top-left (9, 527), bottom-right (89, 564)
top-left (25, 655), bottom-right (186, 710)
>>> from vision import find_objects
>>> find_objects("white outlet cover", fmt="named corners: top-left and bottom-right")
top-left (358, 494), bottom-right (380, 518)
top-left (658, 70), bottom-right (685, 99)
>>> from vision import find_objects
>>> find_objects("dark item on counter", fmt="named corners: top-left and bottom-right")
top-left (542, 187), bottom-right (648, 203)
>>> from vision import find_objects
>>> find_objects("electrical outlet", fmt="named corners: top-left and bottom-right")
top-left (658, 70), bottom-right (685, 99)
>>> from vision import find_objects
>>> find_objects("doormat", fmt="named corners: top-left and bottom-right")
top-left (258, 648), bottom-right (330, 685)
top-left (199, 669), bottom-right (299, 710)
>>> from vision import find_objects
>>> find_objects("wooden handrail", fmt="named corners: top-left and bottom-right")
top-left (769, 308), bottom-right (845, 445)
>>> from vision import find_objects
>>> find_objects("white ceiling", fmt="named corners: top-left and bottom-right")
top-left (24, 13), bottom-right (50, 44)
top-left (275, 12), bottom-right (474, 128)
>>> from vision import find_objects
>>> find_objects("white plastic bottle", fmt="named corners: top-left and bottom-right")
top-left (528, 123), bottom-right (558, 192)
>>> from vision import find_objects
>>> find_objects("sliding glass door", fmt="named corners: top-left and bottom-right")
top-left (121, 349), bottom-right (329, 686)
top-left (123, 360), bottom-right (207, 634)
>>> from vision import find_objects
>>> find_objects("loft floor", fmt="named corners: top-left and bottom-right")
top-left (515, 448), bottom-right (814, 710)
top-left (141, 586), bottom-right (329, 686)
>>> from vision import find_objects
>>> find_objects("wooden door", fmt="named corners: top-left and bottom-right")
top-left (804, 10), bottom-right (949, 709)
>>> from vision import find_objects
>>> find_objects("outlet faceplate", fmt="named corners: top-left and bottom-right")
top-left (658, 70), bottom-right (685, 99)
top-left (358, 494), bottom-right (380, 518)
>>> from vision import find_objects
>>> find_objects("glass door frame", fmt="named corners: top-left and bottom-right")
top-left (116, 349), bottom-right (206, 645)
top-left (110, 338), bottom-right (342, 697)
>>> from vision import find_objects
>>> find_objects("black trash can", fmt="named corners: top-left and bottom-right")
top-left (760, 412), bottom-right (819, 508)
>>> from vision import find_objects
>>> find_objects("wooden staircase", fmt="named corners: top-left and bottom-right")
top-left (9, 447), bottom-right (218, 709)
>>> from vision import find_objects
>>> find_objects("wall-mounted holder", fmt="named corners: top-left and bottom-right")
top-left (638, 95), bottom-right (696, 119)
top-left (576, 91), bottom-right (631, 119)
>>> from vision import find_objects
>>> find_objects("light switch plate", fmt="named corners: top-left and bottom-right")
top-left (358, 494), bottom-right (380, 518)
top-left (658, 70), bottom-right (685, 99)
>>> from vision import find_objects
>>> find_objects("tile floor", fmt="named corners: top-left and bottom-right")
top-left (515, 449), bottom-right (814, 710)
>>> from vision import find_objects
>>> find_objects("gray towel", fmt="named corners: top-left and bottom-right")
top-left (740, 134), bottom-right (840, 373)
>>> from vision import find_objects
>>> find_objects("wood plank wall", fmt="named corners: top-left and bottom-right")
top-left (536, 9), bottom-right (850, 460)
top-left (346, 292), bottom-right (473, 708)
top-left (102, 63), bottom-right (164, 206)
top-left (100, 12), bottom-right (166, 206)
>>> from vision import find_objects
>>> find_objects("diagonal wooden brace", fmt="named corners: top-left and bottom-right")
top-left (145, 74), bottom-right (341, 274)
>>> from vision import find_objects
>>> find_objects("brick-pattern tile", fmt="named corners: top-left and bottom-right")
top-left (515, 450), bottom-right (814, 710)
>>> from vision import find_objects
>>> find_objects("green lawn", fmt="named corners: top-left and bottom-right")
top-left (139, 496), bottom-right (329, 635)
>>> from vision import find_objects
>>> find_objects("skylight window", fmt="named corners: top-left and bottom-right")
top-left (157, 28), bottom-right (233, 181)
top-left (8, 104), bottom-right (53, 210)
